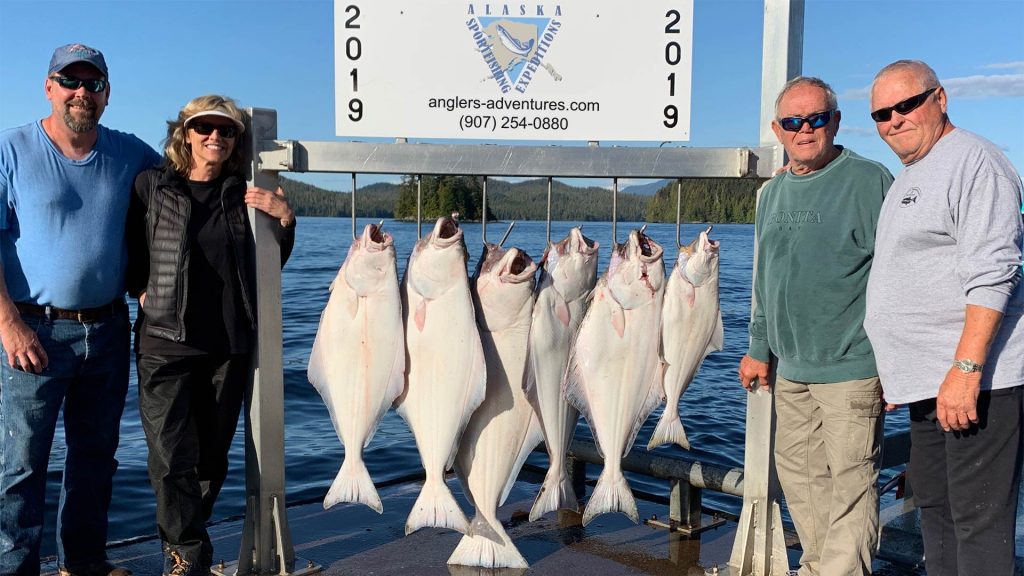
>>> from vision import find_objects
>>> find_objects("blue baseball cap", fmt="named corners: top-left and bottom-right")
top-left (48, 43), bottom-right (108, 77)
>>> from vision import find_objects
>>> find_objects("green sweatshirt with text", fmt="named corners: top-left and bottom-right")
top-left (748, 147), bottom-right (892, 383)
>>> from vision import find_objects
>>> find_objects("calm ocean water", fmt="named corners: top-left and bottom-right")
top-left (40, 217), bottom-right (913, 553)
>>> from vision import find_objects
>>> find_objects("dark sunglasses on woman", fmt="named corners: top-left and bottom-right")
top-left (189, 121), bottom-right (239, 139)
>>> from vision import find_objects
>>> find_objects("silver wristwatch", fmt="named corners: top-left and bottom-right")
top-left (953, 358), bottom-right (984, 373)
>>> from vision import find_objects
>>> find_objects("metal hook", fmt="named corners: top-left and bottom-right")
top-left (675, 179), bottom-right (683, 248)
top-left (481, 175), bottom-right (488, 244)
top-left (416, 175), bottom-right (422, 239)
top-left (351, 173), bottom-right (358, 241)
top-left (612, 177), bottom-right (619, 246)
top-left (498, 220), bottom-right (516, 247)
top-left (546, 177), bottom-right (553, 245)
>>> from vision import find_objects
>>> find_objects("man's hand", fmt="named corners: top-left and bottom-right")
top-left (739, 355), bottom-right (770, 392)
top-left (881, 386), bottom-right (901, 412)
top-left (935, 367), bottom-right (981, 432)
top-left (0, 316), bottom-right (48, 373)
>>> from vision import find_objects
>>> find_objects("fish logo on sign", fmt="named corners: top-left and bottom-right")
top-left (465, 4), bottom-right (564, 94)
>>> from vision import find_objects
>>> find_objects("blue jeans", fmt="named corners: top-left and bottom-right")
top-left (0, 306), bottom-right (129, 576)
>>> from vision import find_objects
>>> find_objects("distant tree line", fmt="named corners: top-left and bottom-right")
top-left (645, 178), bottom-right (765, 223)
top-left (278, 178), bottom-right (396, 218)
top-left (278, 175), bottom-right (765, 224)
top-left (394, 176), bottom-right (496, 221)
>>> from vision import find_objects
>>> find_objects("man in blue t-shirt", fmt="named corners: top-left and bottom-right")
top-left (0, 44), bottom-right (160, 576)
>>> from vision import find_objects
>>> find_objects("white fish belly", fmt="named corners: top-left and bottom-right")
top-left (572, 285), bottom-right (664, 461)
top-left (661, 273), bottom-right (720, 404)
top-left (458, 327), bottom-right (538, 513)
top-left (310, 283), bottom-right (404, 449)
top-left (529, 288), bottom-right (579, 463)
top-left (401, 284), bottom-right (487, 475)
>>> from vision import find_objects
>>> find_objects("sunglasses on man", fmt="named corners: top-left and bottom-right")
top-left (189, 121), bottom-right (239, 139)
top-left (870, 87), bottom-right (937, 123)
top-left (49, 74), bottom-right (107, 93)
top-left (777, 110), bottom-right (835, 132)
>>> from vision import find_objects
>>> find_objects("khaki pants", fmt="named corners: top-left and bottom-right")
top-left (773, 375), bottom-right (883, 576)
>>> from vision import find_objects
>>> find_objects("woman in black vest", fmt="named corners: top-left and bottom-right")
top-left (127, 95), bottom-right (295, 576)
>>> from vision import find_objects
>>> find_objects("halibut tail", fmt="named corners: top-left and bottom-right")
top-left (323, 456), bottom-right (383, 513)
top-left (647, 412), bottom-right (691, 450)
top-left (405, 478), bottom-right (469, 535)
top-left (529, 466), bottom-right (580, 521)
top-left (582, 468), bottom-right (637, 526)
top-left (447, 515), bottom-right (528, 569)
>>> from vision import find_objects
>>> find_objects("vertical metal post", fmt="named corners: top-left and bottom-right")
top-left (481, 175), bottom-right (488, 242)
top-left (416, 175), bottom-right (422, 238)
top-left (546, 177), bottom-right (553, 244)
top-left (569, 456), bottom-right (586, 502)
top-left (351, 173), bottom-right (357, 239)
top-left (611, 177), bottom-right (618, 246)
top-left (233, 108), bottom-right (318, 576)
top-left (675, 179), bottom-right (683, 248)
top-left (669, 478), bottom-right (702, 530)
top-left (728, 1), bottom-right (803, 575)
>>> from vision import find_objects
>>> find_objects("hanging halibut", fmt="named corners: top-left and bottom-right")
top-left (649, 227), bottom-right (722, 450)
top-left (307, 222), bottom-right (405, 513)
top-left (564, 228), bottom-right (666, 526)
top-left (525, 227), bottom-right (599, 521)
top-left (449, 244), bottom-right (541, 569)
top-left (396, 216), bottom-right (487, 535)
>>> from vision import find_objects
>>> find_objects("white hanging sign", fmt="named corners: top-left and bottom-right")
top-left (334, 0), bottom-right (694, 141)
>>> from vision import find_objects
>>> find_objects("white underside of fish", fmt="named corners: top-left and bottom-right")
top-left (396, 222), bottom-right (486, 536)
top-left (450, 245), bottom-right (541, 569)
top-left (308, 227), bottom-right (405, 514)
top-left (564, 231), bottom-right (666, 526)
top-left (525, 228), bottom-right (598, 521)
top-left (649, 253), bottom-right (722, 450)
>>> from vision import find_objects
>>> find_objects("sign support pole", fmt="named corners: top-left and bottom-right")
top-left (727, 0), bottom-right (803, 575)
top-left (211, 108), bottom-right (320, 576)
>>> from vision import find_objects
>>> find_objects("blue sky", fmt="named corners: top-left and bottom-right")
top-left (1, 0), bottom-right (1021, 192)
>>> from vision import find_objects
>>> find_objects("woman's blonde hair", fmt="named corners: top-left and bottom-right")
top-left (164, 94), bottom-right (248, 176)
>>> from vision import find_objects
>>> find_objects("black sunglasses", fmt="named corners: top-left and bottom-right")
top-left (49, 74), bottom-right (107, 93)
top-left (870, 87), bottom-right (937, 122)
top-left (189, 121), bottom-right (239, 139)
top-left (777, 110), bottom-right (834, 132)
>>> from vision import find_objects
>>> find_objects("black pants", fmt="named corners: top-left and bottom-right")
top-left (908, 385), bottom-right (1023, 576)
top-left (137, 353), bottom-right (249, 568)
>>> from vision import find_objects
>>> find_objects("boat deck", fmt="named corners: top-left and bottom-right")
top-left (38, 476), bottom-right (938, 576)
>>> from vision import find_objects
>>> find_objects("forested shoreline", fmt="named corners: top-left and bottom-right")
top-left (279, 175), bottom-right (764, 224)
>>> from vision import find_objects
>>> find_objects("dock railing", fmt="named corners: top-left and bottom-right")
top-left (230, 1), bottom-right (819, 574)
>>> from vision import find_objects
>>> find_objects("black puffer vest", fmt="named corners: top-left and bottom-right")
top-left (128, 164), bottom-right (295, 342)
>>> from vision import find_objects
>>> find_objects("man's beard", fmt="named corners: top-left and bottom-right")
top-left (62, 99), bottom-right (99, 133)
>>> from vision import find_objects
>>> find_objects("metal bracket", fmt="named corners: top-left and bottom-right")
top-left (211, 557), bottom-right (320, 576)
top-left (645, 513), bottom-right (727, 536)
top-left (259, 139), bottom-right (297, 173)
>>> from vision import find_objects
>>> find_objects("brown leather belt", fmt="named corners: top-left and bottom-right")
top-left (15, 299), bottom-right (125, 323)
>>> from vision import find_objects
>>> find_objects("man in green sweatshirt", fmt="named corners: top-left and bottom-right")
top-left (738, 76), bottom-right (893, 576)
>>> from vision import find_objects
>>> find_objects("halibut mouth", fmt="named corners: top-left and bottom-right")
top-left (439, 217), bottom-right (460, 240)
top-left (507, 249), bottom-right (532, 276)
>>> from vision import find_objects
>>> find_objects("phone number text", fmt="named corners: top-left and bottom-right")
top-left (459, 115), bottom-right (569, 132)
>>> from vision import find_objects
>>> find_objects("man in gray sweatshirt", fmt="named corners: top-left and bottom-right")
top-left (865, 59), bottom-right (1024, 576)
